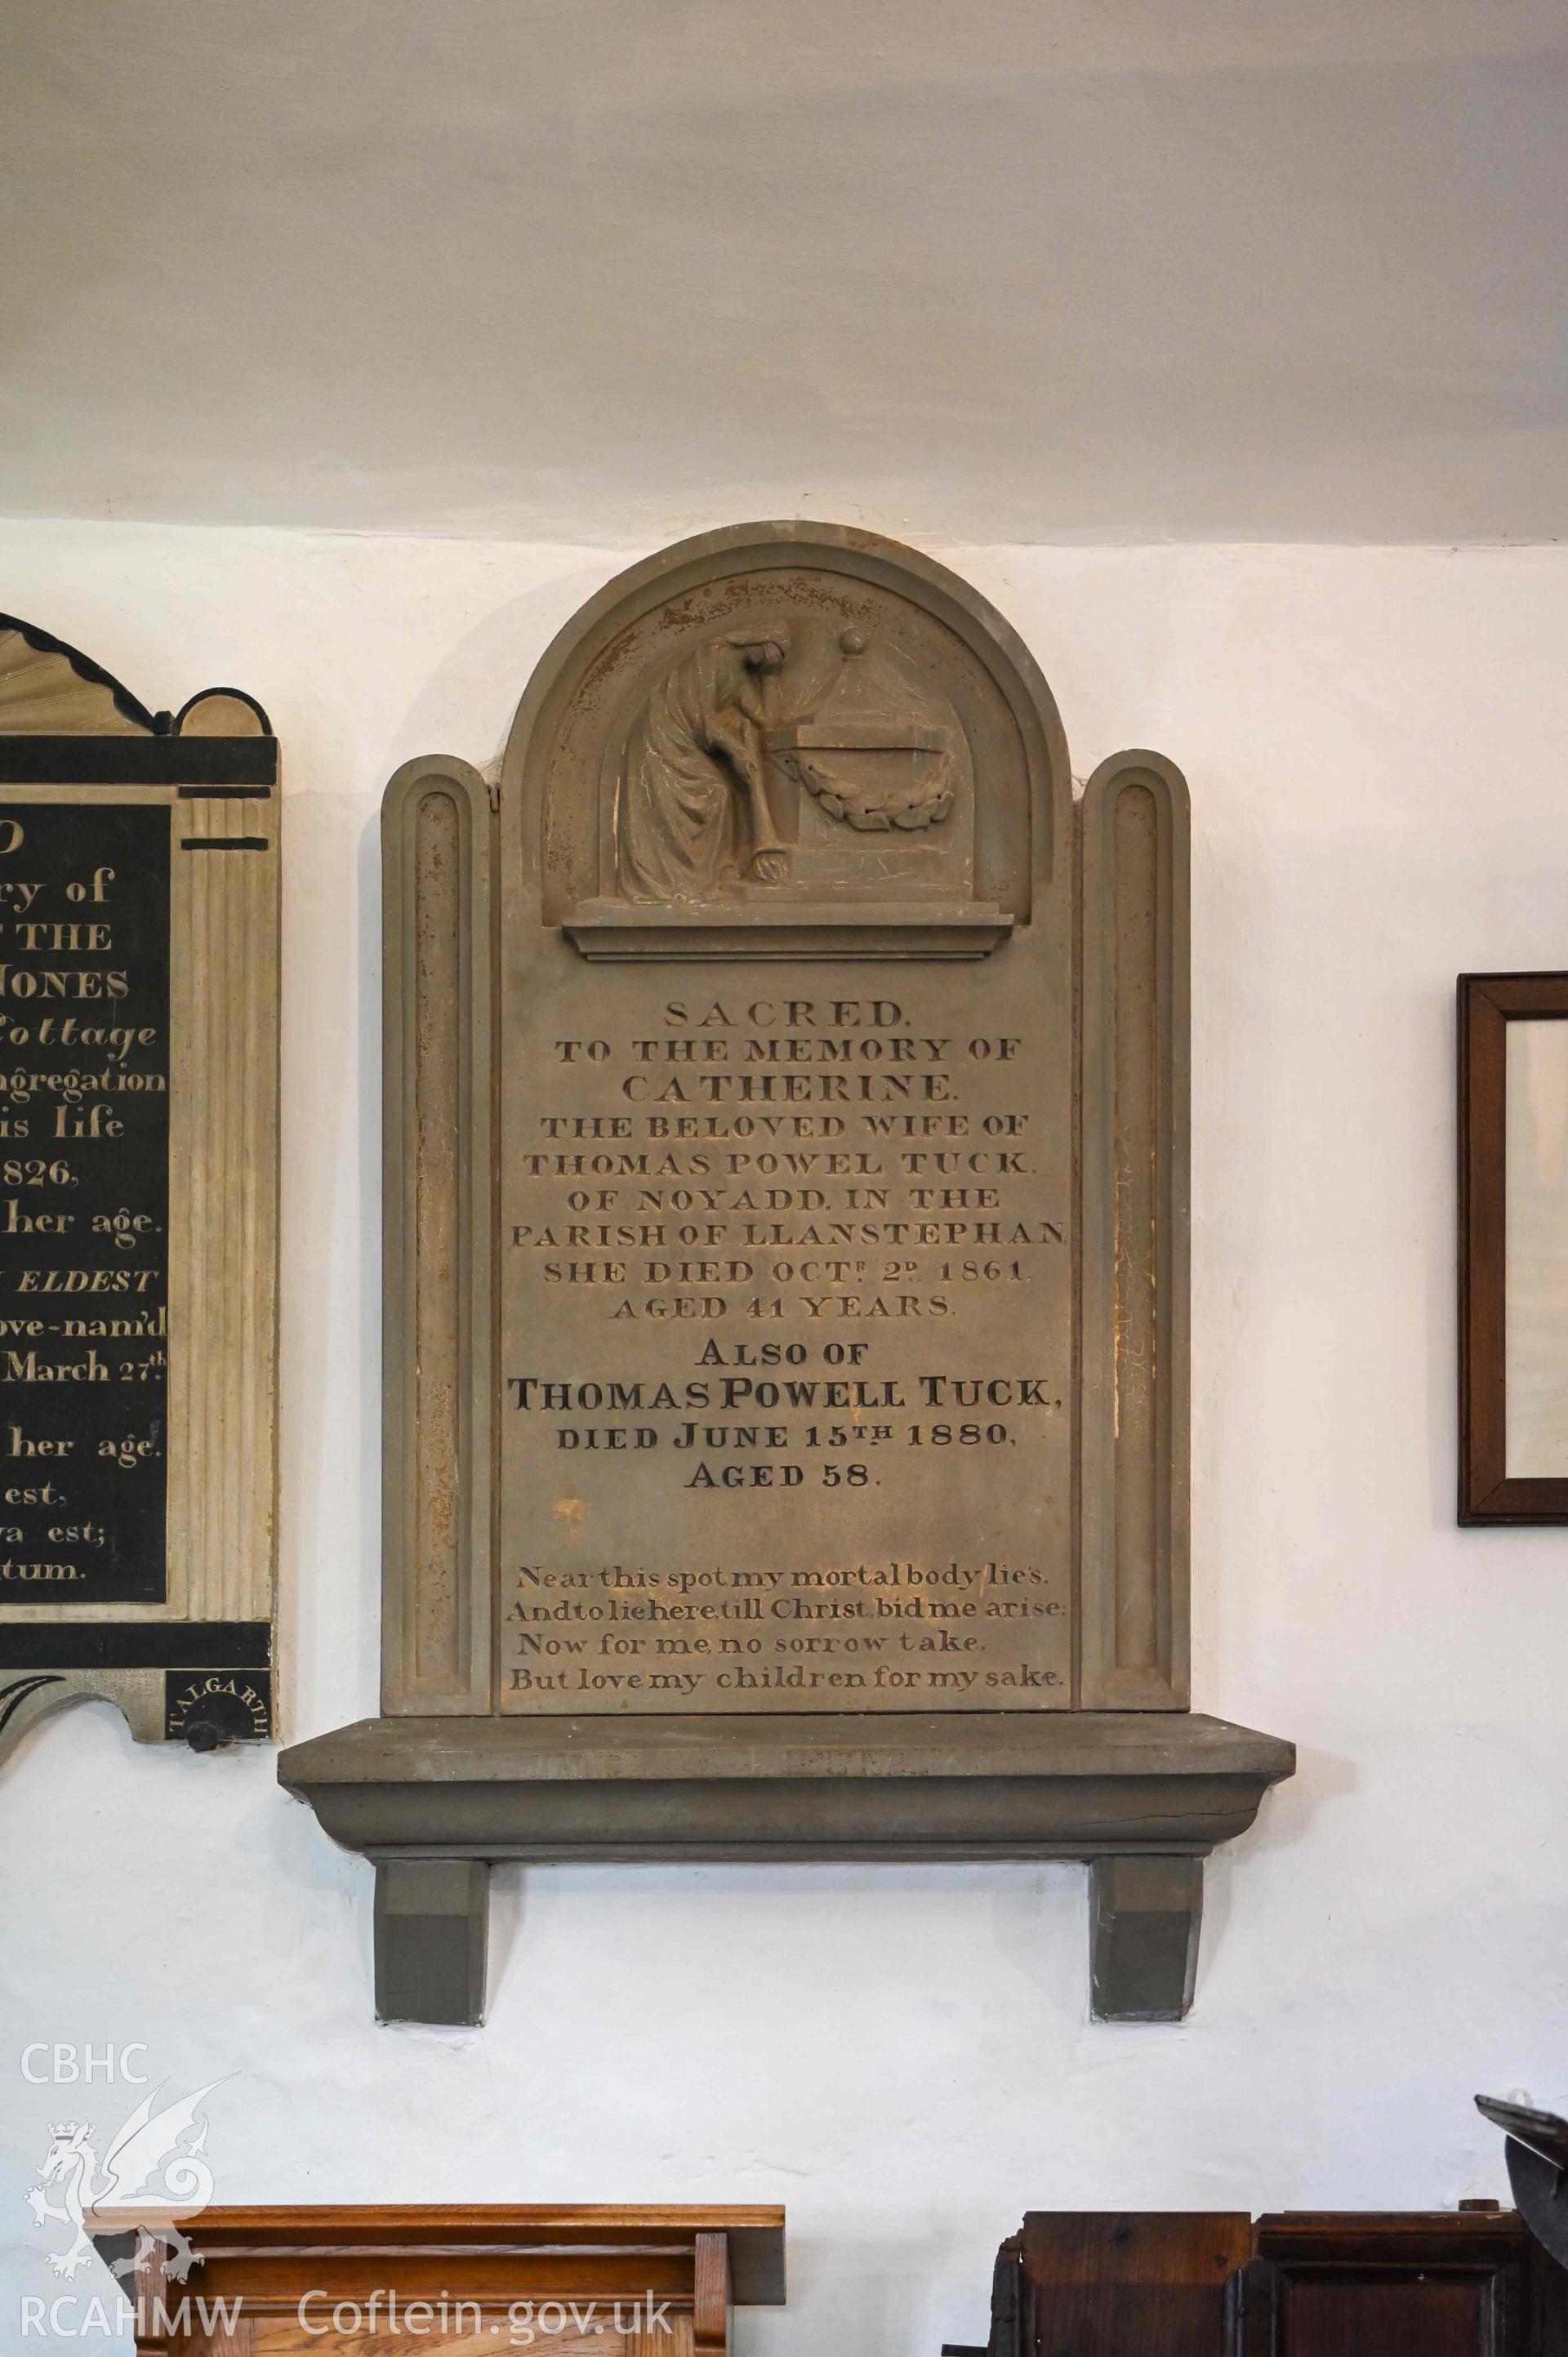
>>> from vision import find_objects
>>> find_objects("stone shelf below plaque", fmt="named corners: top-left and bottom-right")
top-left (278, 1710), bottom-right (1294, 2028)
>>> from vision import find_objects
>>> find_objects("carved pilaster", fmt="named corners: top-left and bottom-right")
top-left (1079, 752), bottom-right (1191, 1709)
top-left (381, 759), bottom-right (494, 1714)
top-left (167, 772), bottom-right (280, 1629)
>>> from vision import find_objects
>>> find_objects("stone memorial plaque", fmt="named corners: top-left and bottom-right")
top-left (497, 566), bottom-right (1069, 1716)
top-left (0, 616), bottom-right (280, 1760)
top-left (283, 526), bottom-right (1293, 2027)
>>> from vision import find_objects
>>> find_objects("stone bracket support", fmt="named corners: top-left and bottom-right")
top-left (373, 1856), bottom-right (490, 2026)
top-left (367, 1848), bottom-right (1206, 2029)
top-left (281, 1710), bottom-right (1292, 2026)
top-left (1089, 1853), bottom-right (1204, 2022)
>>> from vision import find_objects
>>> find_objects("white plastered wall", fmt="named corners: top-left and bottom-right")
top-left (2, 519), bottom-right (1566, 2353)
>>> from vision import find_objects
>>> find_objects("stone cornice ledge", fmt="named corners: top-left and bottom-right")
top-left (279, 1709), bottom-right (1290, 1856)
top-left (278, 1712), bottom-right (1293, 2026)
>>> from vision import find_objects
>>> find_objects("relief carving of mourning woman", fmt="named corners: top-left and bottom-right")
top-left (615, 631), bottom-right (793, 903)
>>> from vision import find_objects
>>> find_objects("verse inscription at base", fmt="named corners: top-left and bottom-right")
top-left (0, 804), bottom-right (169, 1606)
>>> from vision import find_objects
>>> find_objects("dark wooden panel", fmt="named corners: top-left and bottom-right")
top-left (1270, 2275), bottom-right (1497, 2356)
top-left (1246, 2212), bottom-right (1529, 2356)
top-left (1021, 2212), bottom-right (1251, 2357)
top-left (978, 2210), bottom-right (1568, 2357)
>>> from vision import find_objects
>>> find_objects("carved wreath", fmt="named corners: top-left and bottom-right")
top-left (778, 745), bottom-right (956, 832)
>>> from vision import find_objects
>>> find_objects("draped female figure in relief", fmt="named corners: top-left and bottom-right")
top-left (616, 630), bottom-right (791, 902)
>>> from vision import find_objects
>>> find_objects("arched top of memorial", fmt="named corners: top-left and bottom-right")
top-left (498, 523), bottom-right (1071, 958)
top-left (0, 613), bottom-right (274, 742)
top-left (0, 613), bottom-right (159, 735)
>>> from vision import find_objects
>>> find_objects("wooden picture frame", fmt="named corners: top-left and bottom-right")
top-left (1459, 972), bottom-right (1568, 1522)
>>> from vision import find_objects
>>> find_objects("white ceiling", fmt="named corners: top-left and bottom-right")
top-left (4, 0), bottom-right (1566, 545)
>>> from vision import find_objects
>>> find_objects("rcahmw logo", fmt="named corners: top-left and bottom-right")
top-left (21, 2292), bottom-right (243, 2341)
top-left (20, 2042), bottom-right (221, 2315)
